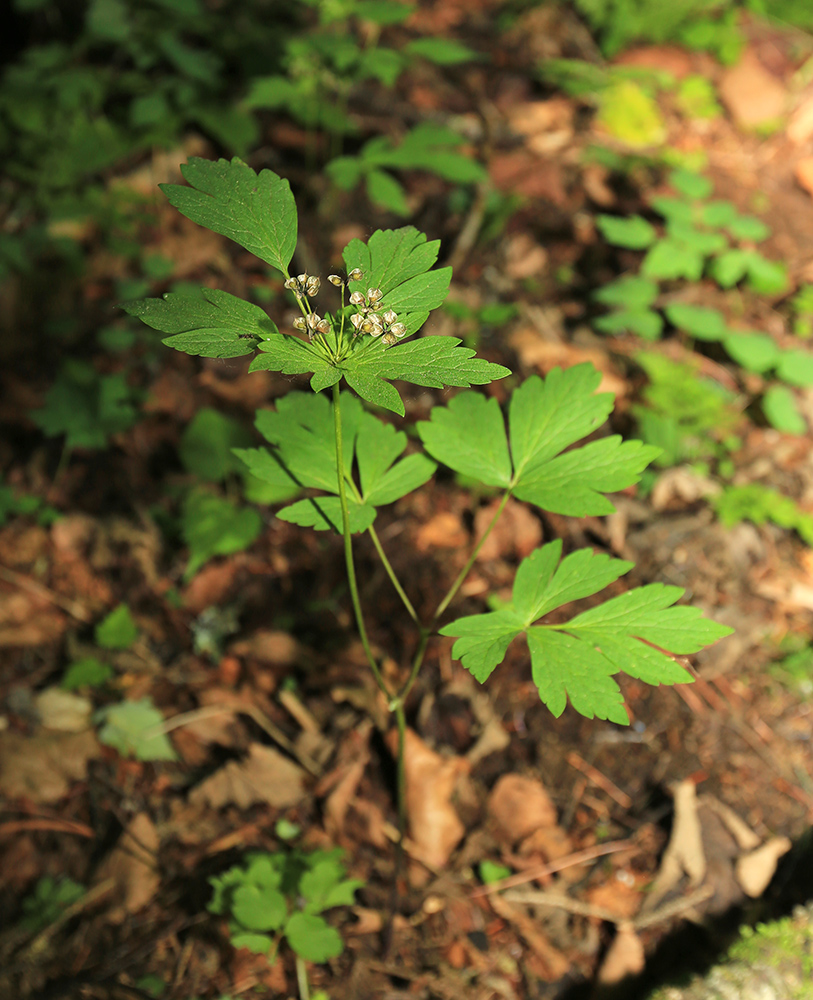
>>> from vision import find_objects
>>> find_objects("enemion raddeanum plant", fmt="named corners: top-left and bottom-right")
top-left (124, 153), bottom-right (733, 908)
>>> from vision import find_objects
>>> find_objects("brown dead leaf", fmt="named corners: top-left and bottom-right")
top-left (508, 328), bottom-right (626, 397)
top-left (489, 150), bottom-right (568, 203)
top-left (795, 156), bottom-right (813, 198)
top-left (508, 98), bottom-right (574, 155)
top-left (143, 368), bottom-right (197, 421)
top-left (719, 49), bottom-right (787, 128)
top-left (585, 873), bottom-right (644, 920)
top-left (94, 813), bottom-right (160, 924)
top-left (736, 836), bottom-right (791, 897)
top-left (488, 774), bottom-right (557, 845)
top-left (504, 232), bottom-right (549, 281)
top-left (387, 728), bottom-right (468, 871)
top-left (519, 824), bottom-right (573, 864)
top-left (146, 220), bottom-right (227, 279)
top-left (181, 559), bottom-right (242, 612)
top-left (650, 467), bottom-right (721, 511)
top-left (198, 367), bottom-right (274, 410)
top-left (475, 496), bottom-right (542, 562)
top-left (615, 46), bottom-right (693, 78)
top-left (189, 742), bottom-right (307, 810)
top-left (229, 629), bottom-right (299, 666)
top-left (788, 94), bottom-right (813, 144)
top-left (0, 522), bottom-right (49, 568)
top-left (0, 588), bottom-right (67, 647)
top-left (415, 511), bottom-right (468, 552)
top-left (0, 729), bottom-right (99, 803)
top-left (35, 687), bottom-right (92, 732)
top-left (596, 922), bottom-right (645, 983)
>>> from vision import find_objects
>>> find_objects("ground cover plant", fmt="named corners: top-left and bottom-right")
top-left (122, 157), bottom-right (734, 982)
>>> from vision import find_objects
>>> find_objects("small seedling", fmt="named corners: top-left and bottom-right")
top-left (209, 848), bottom-right (362, 997)
top-left (19, 876), bottom-right (86, 934)
top-left (95, 696), bottom-right (178, 761)
top-left (95, 603), bottom-right (139, 650)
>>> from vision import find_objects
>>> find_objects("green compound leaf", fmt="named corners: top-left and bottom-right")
top-left (593, 276), bottom-right (659, 310)
top-left (762, 385), bottom-right (806, 435)
top-left (746, 253), bottom-right (788, 296)
top-left (61, 657), bottom-right (113, 690)
top-left (181, 487), bottom-right (262, 579)
top-left (665, 303), bottom-right (727, 342)
top-left (95, 604), bottom-right (138, 650)
top-left (419, 365), bottom-right (659, 517)
top-left (405, 37), bottom-right (480, 64)
top-left (341, 336), bottom-right (509, 417)
top-left (440, 541), bottom-right (733, 724)
top-left (641, 240), bottom-right (705, 281)
top-left (727, 214), bottom-right (770, 242)
top-left (711, 248), bottom-right (751, 288)
top-left (122, 289), bottom-right (279, 359)
top-left (285, 912), bottom-right (344, 963)
top-left (593, 308), bottom-right (663, 340)
top-left (299, 858), bottom-right (363, 914)
top-left (776, 349), bottom-right (813, 387)
top-left (700, 200), bottom-right (738, 228)
top-left (596, 214), bottom-right (657, 250)
top-left (723, 331), bottom-right (780, 374)
top-left (366, 168), bottom-right (409, 214)
top-left (95, 697), bottom-right (178, 761)
top-left (249, 333), bottom-right (338, 386)
top-left (230, 931), bottom-right (273, 954)
top-left (160, 157), bottom-right (297, 275)
top-left (240, 392), bottom-right (435, 533)
top-left (668, 169), bottom-right (713, 200)
top-left (231, 883), bottom-right (288, 932)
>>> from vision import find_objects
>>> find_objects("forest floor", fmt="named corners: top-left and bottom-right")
top-left (2, 5), bottom-right (813, 1000)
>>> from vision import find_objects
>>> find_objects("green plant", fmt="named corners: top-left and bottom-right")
top-left (209, 848), bottom-right (362, 996)
top-left (19, 876), bottom-right (86, 933)
top-left (631, 351), bottom-right (741, 471)
top-left (29, 359), bottom-right (141, 452)
top-left (95, 695), bottom-right (178, 761)
top-left (713, 483), bottom-right (813, 545)
top-left (327, 122), bottom-right (487, 215)
top-left (570, 0), bottom-right (744, 61)
top-left (593, 168), bottom-right (813, 434)
top-left (0, 480), bottom-right (60, 527)
top-left (124, 155), bottom-right (732, 906)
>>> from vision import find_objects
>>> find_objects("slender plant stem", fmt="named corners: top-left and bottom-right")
top-left (332, 383), bottom-right (392, 700)
top-left (367, 526), bottom-right (420, 624)
top-left (432, 489), bottom-right (511, 622)
top-left (295, 955), bottom-right (310, 1000)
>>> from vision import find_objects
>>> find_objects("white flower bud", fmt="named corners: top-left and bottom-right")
top-left (348, 267), bottom-right (363, 281)
top-left (382, 332), bottom-right (397, 346)
top-left (349, 291), bottom-right (365, 306)
top-left (284, 277), bottom-right (299, 290)
top-left (382, 310), bottom-right (398, 325)
top-left (328, 274), bottom-right (343, 286)
top-left (350, 313), bottom-right (364, 329)
top-left (293, 317), bottom-right (307, 331)
top-left (367, 287), bottom-right (383, 302)
top-left (390, 322), bottom-right (406, 338)
top-left (297, 273), bottom-right (308, 284)
top-left (316, 318), bottom-right (330, 334)
top-left (307, 313), bottom-right (320, 329)
top-left (306, 276), bottom-right (321, 297)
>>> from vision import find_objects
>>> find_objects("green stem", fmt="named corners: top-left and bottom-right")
top-left (332, 382), bottom-right (392, 701)
top-left (367, 525), bottom-right (420, 624)
top-left (432, 489), bottom-right (511, 623)
top-left (295, 954), bottom-right (310, 1000)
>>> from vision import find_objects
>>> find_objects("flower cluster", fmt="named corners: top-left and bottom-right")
top-left (284, 266), bottom-right (405, 347)
top-left (348, 288), bottom-right (406, 347)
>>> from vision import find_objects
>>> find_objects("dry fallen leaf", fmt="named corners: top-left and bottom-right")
top-left (736, 836), bottom-right (792, 897)
top-left (189, 742), bottom-right (307, 810)
top-left (474, 496), bottom-right (542, 562)
top-left (0, 730), bottom-right (100, 803)
top-left (94, 812), bottom-right (160, 924)
top-left (415, 511), bottom-right (468, 552)
top-left (387, 728), bottom-right (468, 871)
top-left (35, 687), bottom-right (92, 732)
top-left (596, 921), bottom-right (646, 984)
top-left (719, 49), bottom-right (787, 128)
top-left (488, 773), bottom-right (557, 845)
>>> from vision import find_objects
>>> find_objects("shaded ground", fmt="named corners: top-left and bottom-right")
top-left (2, 5), bottom-right (813, 1000)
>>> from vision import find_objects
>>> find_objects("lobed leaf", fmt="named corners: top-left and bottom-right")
top-left (160, 157), bottom-right (297, 275)
top-left (441, 542), bottom-right (733, 723)
top-left (122, 288), bottom-right (279, 359)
